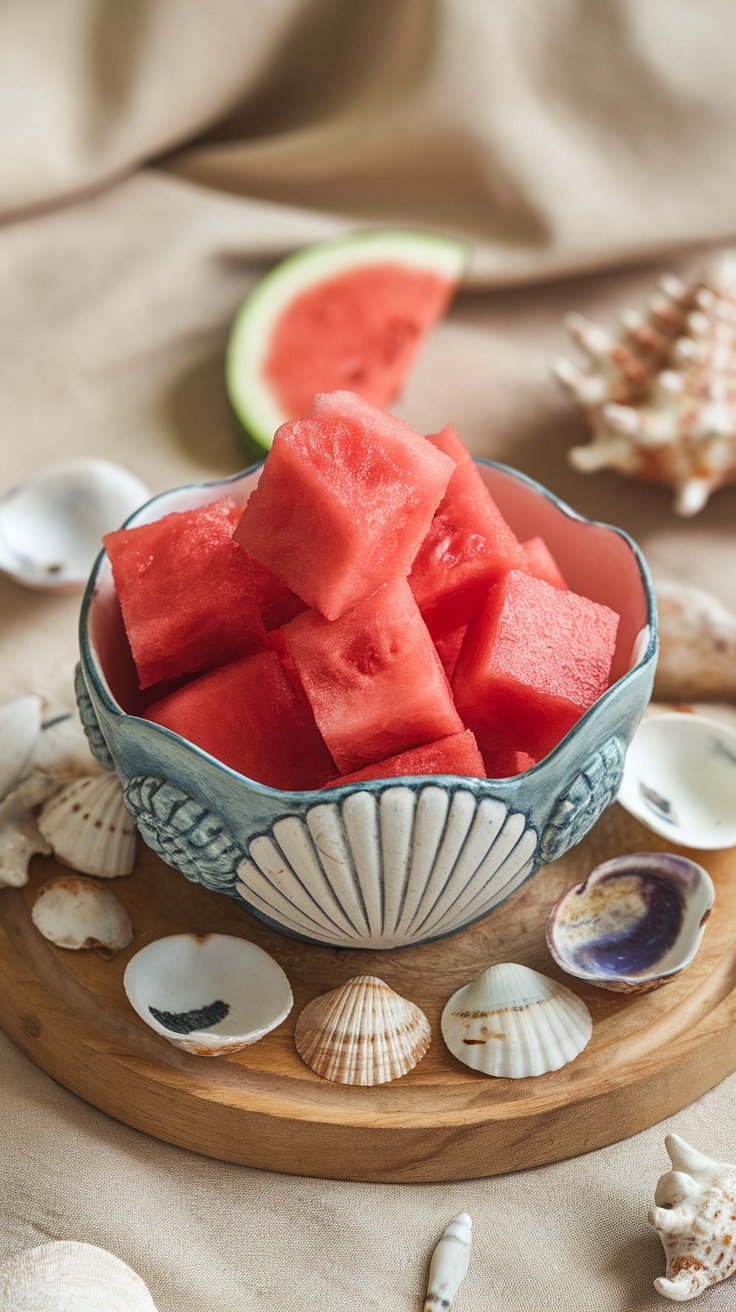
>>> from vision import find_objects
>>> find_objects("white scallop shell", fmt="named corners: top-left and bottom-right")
top-left (295, 974), bottom-right (431, 1085)
top-left (649, 1134), bottom-right (736, 1301)
top-left (0, 694), bottom-right (42, 800)
top-left (235, 786), bottom-right (538, 949)
top-left (38, 773), bottom-right (137, 877)
top-left (123, 933), bottom-right (293, 1056)
top-left (0, 773), bottom-right (58, 888)
top-left (32, 877), bottom-right (134, 953)
top-left (441, 962), bottom-right (592, 1078)
top-left (0, 1241), bottom-right (157, 1311)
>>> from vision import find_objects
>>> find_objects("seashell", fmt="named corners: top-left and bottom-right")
top-left (654, 581), bottom-right (736, 701)
top-left (0, 458), bottom-right (149, 591)
top-left (294, 974), bottom-right (431, 1085)
top-left (554, 254), bottom-right (736, 515)
top-left (424, 1213), bottom-right (472, 1312)
top-left (0, 694), bottom-right (42, 800)
top-left (38, 773), bottom-right (137, 877)
top-left (31, 876), bottom-right (134, 954)
top-left (617, 711), bottom-right (736, 848)
top-left (0, 1240), bottom-right (157, 1311)
top-left (546, 853), bottom-right (714, 994)
top-left (30, 698), bottom-right (99, 783)
top-left (123, 933), bottom-right (293, 1056)
top-left (441, 962), bottom-right (592, 1078)
top-left (0, 773), bottom-right (58, 888)
top-left (648, 1133), bottom-right (736, 1301)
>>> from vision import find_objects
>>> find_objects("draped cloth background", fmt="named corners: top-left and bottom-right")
top-left (1, 3), bottom-right (735, 1309)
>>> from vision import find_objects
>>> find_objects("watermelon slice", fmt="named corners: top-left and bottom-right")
top-left (521, 537), bottom-right (568, 590)
top-left (226, 230), bottom-right (467, 455)
top-left (235, 391), bottom-right (454, 621)
top-left (322, 730), bottom-right (485, 787)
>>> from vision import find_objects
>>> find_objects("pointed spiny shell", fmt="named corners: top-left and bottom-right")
top-left (556, 254), bottom-right (736, 514)
top-left (0, 773), bottom-right (58, 888)
top-left (38, 773), bottom-right (137, 877)
top-left (0, 1240), bottom-right (157, 1310)
top-left (441, 962), bottom-right (592, 1078)
top-left (424, 1213), bottom-right (472, 1312)
top-left (0, 694), bottom-right (42, 800)
top-left (31, 876), bottom-right (133, 953)
top-left (648, 1133), bottom-right (736, 1301)
top-left (295, 975), bottom-right (431, 1085)
top-left (654, 581), bottom-right (736, 701)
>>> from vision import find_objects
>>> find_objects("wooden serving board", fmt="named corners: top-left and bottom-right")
top-left (1, 804), bottom-right (735, 1183)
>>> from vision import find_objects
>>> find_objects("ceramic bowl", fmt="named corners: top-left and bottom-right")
top-left (77, 461), bottom-right (657, 950)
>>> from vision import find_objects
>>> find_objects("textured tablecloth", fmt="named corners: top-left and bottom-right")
top-left (1, 5), bottom-right (736, 1309)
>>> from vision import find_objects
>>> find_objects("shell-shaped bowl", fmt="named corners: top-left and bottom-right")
top-left (546, 852), bottom-right (715, 993)
top-left (78, 460), bottom-right (657, 950)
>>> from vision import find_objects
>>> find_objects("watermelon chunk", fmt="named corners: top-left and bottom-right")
top-left (280, 577), bottom-right (464, 773)
top-left (144, 650), bottom-right (336, 790)
top-left (323, 730), bottom-right (485, 787)
top-left (409, 426), bottom-right (527, 637)
top-left (104, 498), bottom-right (264, 690)
top-left (239, 548), bottom-right (308, 630)
top-left (521, 537), bottom-right (568, 590)
top-left (235, 391), bottom-right (455, 621)
top-left (433, 625), bottom-right (467, 682)
top-left (482, 748), bottom-right (536, 779)
top-left (452, 570), bottom-right (619, 760)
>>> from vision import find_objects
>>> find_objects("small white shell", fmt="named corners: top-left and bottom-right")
top-left (0, 773), bottom-right (58, 888)
top-left (649, 1134), bottom-right (736, 1301)
top-left (0, 1240), bottom-right (157, 1311)
top-left (31, 700), bottom-right (98, 783)
top-left (618, 711), bottom-right (736, 848)
top-left (0, 694), bottom-right (42, 800)
top-left (123, 933), bottom-right (293, 1056)
top-left (424, 1213), bottom-right (472, 1312)
top-left (32, 876), bottom-right (134, 954)
top-left (441, 962), bottom-right (592, 1078)
top-left (294, 974), bottom-right (431, 1085)
top-left (38, 773), bottom-right (137, 877)
top-left (654, 581), bottom-right (736, 701)
top-left (0, 458), bottom-right (149, 591)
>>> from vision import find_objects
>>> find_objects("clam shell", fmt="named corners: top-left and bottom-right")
top-left (123, 933), bottom-right (293, 1056)
top-left (295, 974), bottom-right (431, 1085)
top-left (32, 876), bottom-right (134, 953)
top-left (0, 1241), bottom-right (157, 1311)
top-left (547, 853), bottom-right (715, 993)
top-left (0, 694), bottom-right (42, 800)
top-left (441, 962), bottom-right (592, 1078)
top-left (38, 773), bottom-right (137, 877)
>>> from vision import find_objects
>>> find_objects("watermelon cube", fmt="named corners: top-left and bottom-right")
top-left (234, 391), bottom-right (455, 620)
top-left (409, 426), bottom-right (527, 637)
top-left (144, 650), bottom-right (336, 790)
top-left (104, 498), bottom-right (264, 690)
top-left (280, 577), bottom-right (464, 773)
top-left (482, 748), bottom-right (536, 779)
top-left (452, 571), bottom-right (619, 760)
top-left (323, 730), bottom-right (485, 787)
top-left (433, 625), bottom-right (467, 682)
top-left (521, 537), bottom-right (568, 590)
top-left (238, 547), bottom-right (308, 630)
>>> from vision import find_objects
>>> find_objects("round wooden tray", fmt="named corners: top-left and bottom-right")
top-left (1, 804), bottom-right (735, 1182)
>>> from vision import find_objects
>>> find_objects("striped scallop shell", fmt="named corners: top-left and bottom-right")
top-left (295, 974), bottom-right (431, 1085)
top-left (38, 773), bottom-right (137, 878)
top-left (0, 1240), bottom-right (157, 1310)
top-left (441, 962), bottom-right (592, 1078)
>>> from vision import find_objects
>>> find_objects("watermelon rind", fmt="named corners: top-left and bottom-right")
top-left (225, 229), bottom-right (469, 456)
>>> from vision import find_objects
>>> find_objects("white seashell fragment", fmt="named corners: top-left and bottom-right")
top-left (38, 773), bottom-right (137, 878)
top-left (0, 1240), bottom-right (157, 1311)
top-left (0, 694), bottom-right (42, 800)
top-left (123, 933), bottom-right (293, 1056)
top-left (32, 876), bottom-right (133, 954)
top-left (295, 974), bottom-right (431, 1085)
top-left (0, 773), bottom-right (58, 888)
top-left (648, 1133), bottom-right (736, 1301)
top-left (30, 699), bottom-right (98, 783)
top-left (654, 581), bottom-right (736, 701)
top-left (424, 1213), bottom-right (472, 1312)
top-left (441, 962), bottom-right (592, 1078)
top-left (0, 459), bottom-right (150, 591)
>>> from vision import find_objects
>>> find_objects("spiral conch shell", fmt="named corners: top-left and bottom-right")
top-left (424, 1213), bottom-right (472, 1312)
top-left (648, 1133), bottom-right (736, 1301)
top-left (554, 254), bottom-right (736, 515)
top-left (294, 975), bottom-right (431, 1085)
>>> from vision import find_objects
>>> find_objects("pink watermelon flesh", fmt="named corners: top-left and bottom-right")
top-left (238, 547), bottom-right (308, 630)
top-left (265, 263), bottom-right (457, 419)
top-left (452, 570), bottom-right (619, 760)
top-left (235, 391), bottom-right (454, 620)
top-left (144, 649), bottom-right (336, 790)
top-left (280, 576), bottom-right (464, 774)
top-left (323, 729), bottom-right (485, 787)
top-left (409, 426), bottom-right (527, 637)
top-left (433, 625), bottom-right (467, 682)
top-left (521, 537), bottom-right (568, 590)
top-left (482, 748), bottom-right (536, 779)
top-left (104, 498), bottom-right (265, 690)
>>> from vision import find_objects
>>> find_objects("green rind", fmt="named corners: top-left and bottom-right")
top-left (226, 229), bottom-right (470, 457)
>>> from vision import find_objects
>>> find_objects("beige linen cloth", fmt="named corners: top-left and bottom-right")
top-left (1, 3), bottom-right (736, 1308)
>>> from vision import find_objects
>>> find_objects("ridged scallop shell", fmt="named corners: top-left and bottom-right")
top-left (554, 254), bottom-right (736, 515)
top-left (32, 876), bottom-right (133, 953)
top-left (441, 962), bottom-right (592, 1078)
top-left (295, 975), bottom-right (431, 1085)
top-left (38, 773), bottom-right (137, 877)
top-left (0, 1240), bottom-right (157, 1310)
top-left (649, 1134), bottom-right (736, 1301)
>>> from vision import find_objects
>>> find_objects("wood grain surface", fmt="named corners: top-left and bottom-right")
top-left (0, 802), bottom-right (734, 1182)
